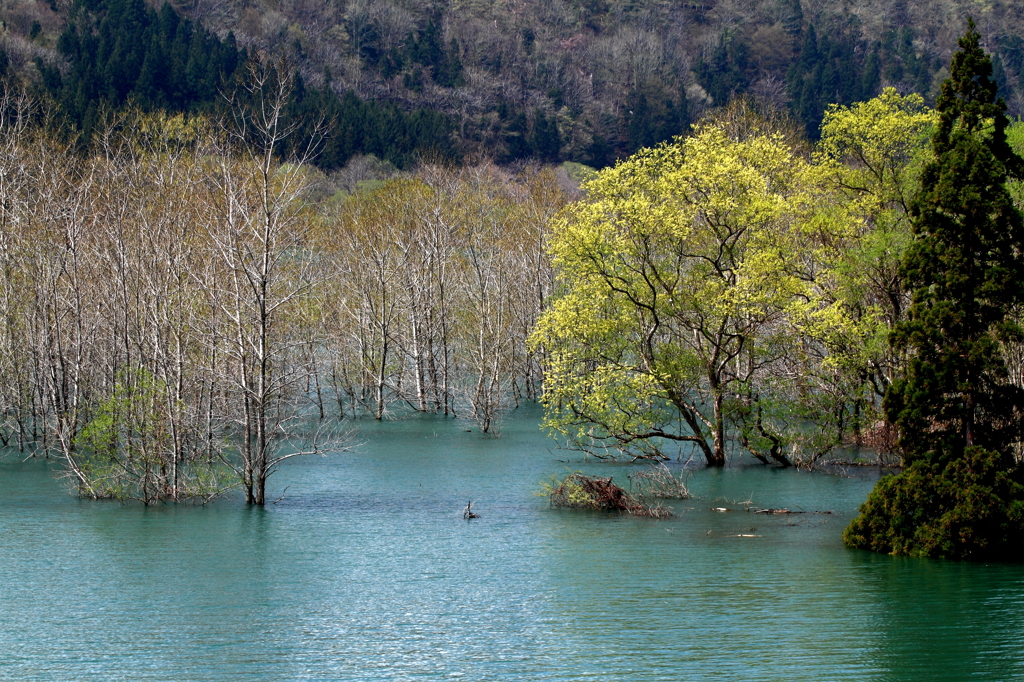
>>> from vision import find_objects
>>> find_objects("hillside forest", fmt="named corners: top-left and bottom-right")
top-left (2, 0), bottom-right (1024, 169)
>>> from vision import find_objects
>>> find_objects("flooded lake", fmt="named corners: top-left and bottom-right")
top-left (2, 405), bottom-right (1022, 680)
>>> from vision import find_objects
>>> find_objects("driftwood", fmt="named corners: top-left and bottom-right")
top-left (463, 500), bottom-right (480, 520)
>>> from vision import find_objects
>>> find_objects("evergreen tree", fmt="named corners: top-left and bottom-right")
top-left (626, 89), bottom-right (652, 151)
top-left (997, 35), bottom-right (1024, 87)
top-left (501, 111), bottom-right (531, 162)
top-left (697, 32), bottom-right (750, 106)
top-left (530, 109), bottom-right (560, 163)
top-left (859, 45), bottom-right (881, 100)
top-left (436, 38), bottom-right (464, 88)
top-left (844, 21), bottom-right (1024, 561)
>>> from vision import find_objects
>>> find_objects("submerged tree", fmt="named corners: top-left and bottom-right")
top-left (803, 89), bottom-right (936, 454)
top-left (531, 122), bottom-right (823, 465)
top-left (844, 21), bottom-right (1024, 561)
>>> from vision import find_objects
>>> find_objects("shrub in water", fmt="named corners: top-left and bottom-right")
top-left (844, 447), bottom-right (1024, 560)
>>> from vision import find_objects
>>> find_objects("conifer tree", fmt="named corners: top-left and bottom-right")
top-left (844, 21), bottom-right (1024, 561)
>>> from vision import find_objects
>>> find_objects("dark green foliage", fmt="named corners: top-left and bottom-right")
top-left (501, 111), bottom-right (531, 163)
top-left (41, 0), bottom-right (247, 143)
top-left (991, 54), bottom-right (1011, 103)
top-left (37, 0), bottom-right (247, 147)
top-left (37, 0), bottom-right (457, 170)
top-left (283, 81), bottom-right (457, 170)
top-left (624, 83), bottom-right (688, 154)
top-left (585, 134), bottom-right (614, 169)
top-left (698, 23), bottom-right (862, 137)
top-left (373, 18), bottom-right (464, 88)
top-left (697, 20), bottom-right (945, 140)
top-left (530, 109), bottom-right (561, 163)
top-left (887, 20), bottom-right (1024, 465)
top-left (777, 0), bottom-right (802, 37)
top-left (696, 31), bottom-right (750, 106)
top-left (996, 35), bottom-right (1024, 90)
top-left (844, 447), bottom-right (1024, 561)
top-left (786, 25), bottom-right (876, 137)
top-left (880, 27), bottom-right (935, 95)
top-left (847, 21), bottom-right (1024, 561)
top-left (860, 45), bottom-right (881, 101)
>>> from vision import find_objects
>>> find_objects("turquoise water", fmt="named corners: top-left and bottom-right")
top-left (2, 406), bottom-right (1023, 681)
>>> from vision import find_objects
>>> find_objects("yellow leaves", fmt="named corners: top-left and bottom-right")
top-left (729, 247), bottom-right (804, 312)
top-left (816, 88), bottom-right (936, 216)
top-left (548, 123), bottom-right (826, 324)
top-left (135, 111), bottom-right (207, 144)
top-left (818, 88), bottom-right (935, 167)
top-left (532, 89), bottom-right (941, 461)
top-left (540, 355), bottom-right (667, 441)
top-left (534, 118), bottom-right (844, 449)
top-left (120, 109), bottom-right (219, 163)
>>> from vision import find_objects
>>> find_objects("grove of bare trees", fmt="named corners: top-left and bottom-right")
top-left (0, 76), bottom-right (570, 504)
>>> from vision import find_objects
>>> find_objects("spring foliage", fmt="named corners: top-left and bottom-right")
top-left (531, 87), bottom-right (945, 468)
top-left (532, 120), bottom-right (845, 466)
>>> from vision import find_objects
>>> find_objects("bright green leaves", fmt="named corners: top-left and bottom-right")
top-left (795, 89), bottom-right (937, 422)
top-left (534, 123), bottom-right (828, 465)
top-left (534, 88), bottom-right (944, 467)
top-left (817, 88), bottom-right (936, 214)
top-left (76, 367), bottom-right (231, 503)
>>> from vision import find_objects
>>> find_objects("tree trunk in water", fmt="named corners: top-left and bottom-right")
top-left (710, 391), bottom-right (726, 466)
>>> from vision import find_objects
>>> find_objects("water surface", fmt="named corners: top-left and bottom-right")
top-left (2, 406), bottom-right (1022, 681)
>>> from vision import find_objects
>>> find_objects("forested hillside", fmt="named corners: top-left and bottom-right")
top-left (2, 0), bottom-right (1022, 166)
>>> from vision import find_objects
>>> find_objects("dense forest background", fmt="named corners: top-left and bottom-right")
top-left (1, 0), bottom-right (1021, 170)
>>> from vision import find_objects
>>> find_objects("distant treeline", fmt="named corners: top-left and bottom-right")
top-left (29, 0), bottom-right (457, 170)
top-left (7, 0), bottom-right (1024, 167)
top-left (696, 19), bottom-right (1021, 139)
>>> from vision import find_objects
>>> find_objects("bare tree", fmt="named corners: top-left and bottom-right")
top-left (201, 54), bottom-right (330, 504)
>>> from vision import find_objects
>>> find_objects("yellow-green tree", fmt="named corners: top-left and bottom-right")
top-left (797, 88), bottom-right (936, 452)
top-left (532, 124), bottom-right (818, 465)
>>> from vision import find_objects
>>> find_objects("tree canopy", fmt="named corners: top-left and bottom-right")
top-left (35, 0), bottom-right (457, 169)
top-left (531, 120), bottom-right (835, 466)
top-left (531, 86), bottom-right (980, 471)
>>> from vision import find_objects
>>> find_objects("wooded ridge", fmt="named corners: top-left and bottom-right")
top-left (1, 0), bottom-right (1022, 169)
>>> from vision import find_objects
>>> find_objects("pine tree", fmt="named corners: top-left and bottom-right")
top-left (844, 21), bottom-right (1024, 561)
top-left (530, 109), bottom-right (560, 163)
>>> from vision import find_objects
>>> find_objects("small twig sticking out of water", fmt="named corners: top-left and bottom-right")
top-left (463, 500), bottom-right (480, 520)
top-left (271, 486), bottom-right (290, 504)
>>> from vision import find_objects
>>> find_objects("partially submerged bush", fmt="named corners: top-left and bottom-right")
top-left (843, 447), bottom-right (1024, 561)
top-left (544, 471), bottom-right (673, 518)
top-left (629, 463), bottom-right (690, 499)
